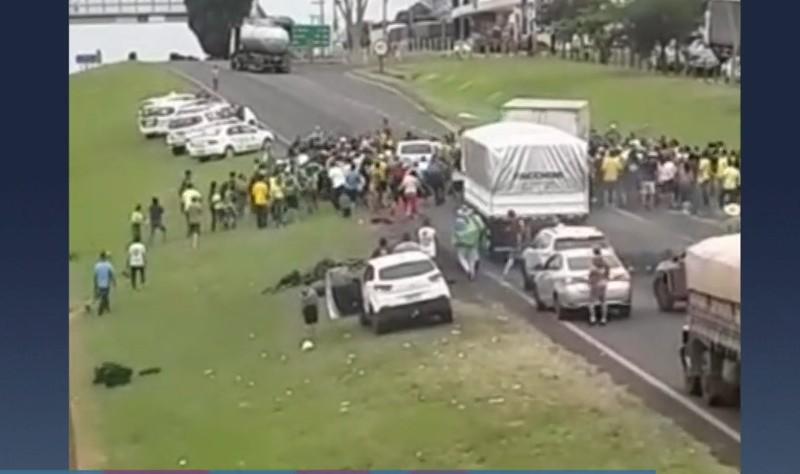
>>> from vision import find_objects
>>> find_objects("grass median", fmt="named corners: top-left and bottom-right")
top-left (70, 63), bottom-right (736, 472)
top-left (361, 56), bottom-right (740, 147)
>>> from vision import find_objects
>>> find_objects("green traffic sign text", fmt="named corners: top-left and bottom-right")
top-left (292, 24), bottom-right (331, 47)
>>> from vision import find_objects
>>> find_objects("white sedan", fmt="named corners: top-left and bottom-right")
top-left (186, 123), bottom-right (275, 161)
top-left (531, 248), bottom-right (632, 321)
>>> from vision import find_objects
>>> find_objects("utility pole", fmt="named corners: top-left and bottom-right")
top-left (311, 0), bottom-right (327, 57)
top-left (382, 0), bottom-right (388, 40)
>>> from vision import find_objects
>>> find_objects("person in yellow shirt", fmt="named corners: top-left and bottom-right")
top-left (600, 150), bottom-right (624, 207)
top-left (251, 178), bottom-right (269, 229)
top-left (720, 164), bottom-right (740, 205)
top-left (696, 154), bottom-right (712, 209)
top-left (269, 175), bottom-right (286, 226)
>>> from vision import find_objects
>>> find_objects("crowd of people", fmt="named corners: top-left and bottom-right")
top-left (589, 124), bottom-right (741, 215)
top-left (89, 118), bottom-right (739, 322)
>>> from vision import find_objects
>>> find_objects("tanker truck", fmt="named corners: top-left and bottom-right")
top-left (679, 233), bottom-right (740, 408)
top-left (229, 17), bottom-right (293, 74)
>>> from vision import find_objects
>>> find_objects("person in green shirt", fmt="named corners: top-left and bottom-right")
top-left (453, 207), bottom-right (483, 280)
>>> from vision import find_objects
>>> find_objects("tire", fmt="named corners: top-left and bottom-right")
top-left (359, 308), bottom-right (370, 327)
top-left (224, 146), bottom-right (235, 160)
top-left (531, 283), bottom-right (547, 311)
top-left (554, 294), bottom-right (570, 321)
top-left (654, 277), bottom-right (674, 312)
top-left (440, 302), bottom-right (454, 324)
top-left (371, 310), bottom-right (389, 335)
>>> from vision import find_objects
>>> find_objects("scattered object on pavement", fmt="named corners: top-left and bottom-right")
top-left (300, 339), bottom-right (315, 351)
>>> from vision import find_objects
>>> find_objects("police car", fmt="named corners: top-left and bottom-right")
top-left (138, 91), bottom-right (198, 111)
top-left (165, 106), bottom-right (246, 154)
top-left (138, 101), bottom-right (227, 139)
top-left (186, 122), bottom-right (276, 161)
top-left (359, 250), bottom-right (452, 335)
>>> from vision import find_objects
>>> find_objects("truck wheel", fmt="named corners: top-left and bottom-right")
top-left (653, 277), bottom-right (674, 312)
top-left (700, 351), bottom-right (724, 407)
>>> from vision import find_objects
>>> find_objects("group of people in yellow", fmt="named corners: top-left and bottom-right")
top-left (593, 130), bottom-right (740, 214)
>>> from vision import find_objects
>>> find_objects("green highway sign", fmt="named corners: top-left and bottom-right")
top-left (292, 24), bottom-right (331, 47)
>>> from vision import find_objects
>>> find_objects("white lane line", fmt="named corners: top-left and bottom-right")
top-left (172, 65), bottom-right (741, 443)
top-left (482, 270), bottom-right (741, 443)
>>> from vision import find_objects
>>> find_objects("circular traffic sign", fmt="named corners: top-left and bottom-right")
top-left (373, 39), bottom-right (388, 57)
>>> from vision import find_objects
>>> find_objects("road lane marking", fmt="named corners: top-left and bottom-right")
top-left (482, 270), bottom-right (741, 444)
top-left (171, 65), bottom-right (741, 443)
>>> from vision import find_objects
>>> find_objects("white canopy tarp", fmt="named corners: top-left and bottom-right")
top-left (460, 121), bottom-right (588, 195)
top-left (685, 233), bottom-right (740, 304)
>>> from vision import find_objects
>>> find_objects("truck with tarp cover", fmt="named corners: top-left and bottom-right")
top-left (680, 233), bottom-right (740, 408)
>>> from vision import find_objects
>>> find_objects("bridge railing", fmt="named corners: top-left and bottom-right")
top-left (69, 0), bottom-right (186, 16)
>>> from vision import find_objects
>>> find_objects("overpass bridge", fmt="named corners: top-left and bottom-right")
top-left (69, 0), bottom-right (267, 25)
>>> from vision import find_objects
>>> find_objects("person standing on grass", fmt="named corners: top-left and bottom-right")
top-left (186, 196), bottom-right (203, 249)
top-left (126, 236), bottom-right (147, 290)
top-left (92, 251), bottom-right (116, 316)
top-left (148, 197), bottom-right (166, 244)
top-left (269, 174), bottom-right (286, 226)
top-left (300, 285), bottom-right (320, 344)
top-left (251, 175), bottom-right (270, 229)
top-left (181, 183), bottom-right (202, 234)
top-left (130, 204), bottom-right (145, 242)
top-left (208, 181), bottom-right (220, 232)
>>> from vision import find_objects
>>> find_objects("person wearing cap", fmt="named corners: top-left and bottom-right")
top-left (92, 251), bottom-right (116, 316)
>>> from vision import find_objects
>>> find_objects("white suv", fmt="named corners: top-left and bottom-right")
top-left (360, 251), bottom-right (452, 334)
top-left (521, 225), bottom-right (610, 290)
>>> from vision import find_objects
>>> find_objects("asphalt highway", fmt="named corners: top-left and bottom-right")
top-left (171, 62), bottom-right (740, 465)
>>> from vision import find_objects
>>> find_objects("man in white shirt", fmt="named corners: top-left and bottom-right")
top-left (127, 236), bottom-right (147, 290)
top-left (328, 162), bottom-right (346, 208)
top-left (656, 158), bottom-right (677, 208)
top-left (417, 217), bottom-right (438, 260)
top-left (181, 184), bottom-right (202, 213)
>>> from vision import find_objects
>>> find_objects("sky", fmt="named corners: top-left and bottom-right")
top-left (68, 0), bottom-right (422, 73)
top-left (262, 0), bottom-right (421, 24)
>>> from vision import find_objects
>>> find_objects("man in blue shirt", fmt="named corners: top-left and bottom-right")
top-left (344, 163), bottom-right (363, 206)
top-left (93, 251), bottom-right (116, 316)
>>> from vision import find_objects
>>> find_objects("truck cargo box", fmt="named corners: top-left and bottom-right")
top-left (501, 98), bottom-right (590, 141)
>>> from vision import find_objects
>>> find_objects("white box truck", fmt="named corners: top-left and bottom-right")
top-left (680, 233), bottom-right (740, 408)
top-left (460, 121), bottom-right (591, 255)
top-left (501, 98), bottom-right (590, 141)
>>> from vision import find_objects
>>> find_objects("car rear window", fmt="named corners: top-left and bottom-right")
top-left (567, 255), bottom-right (622, 271)
top-left (168, 116), bottom-right (203, 129)
top-left (400, 143), bottom-right (433, 155)
top-left (378, 260), bottom-right (436, 280)
top-left (553, 236), bottom-right (609, 251)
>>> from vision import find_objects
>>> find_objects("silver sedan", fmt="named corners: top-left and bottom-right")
top-left (531, 248), bottom-right (633, 321)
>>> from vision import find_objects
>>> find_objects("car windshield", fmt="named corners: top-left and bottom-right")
top-left (567, 254), bottom-right (622, 271)
top-left (378, 259), bottom-right (436, 280)
top-left (400, 143), bottom-right (432, 155)
top-left (553, 236), bottom-right (609, 251)
top-left (141, 107), bottom-right (174, 117)
top-left (168, 116), bottom-right (202, 129)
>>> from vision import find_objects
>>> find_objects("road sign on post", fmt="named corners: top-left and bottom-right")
top-left (373, 39), bottom-right (388, 74)
top-left (292, 24), bottom-right (331, 48)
